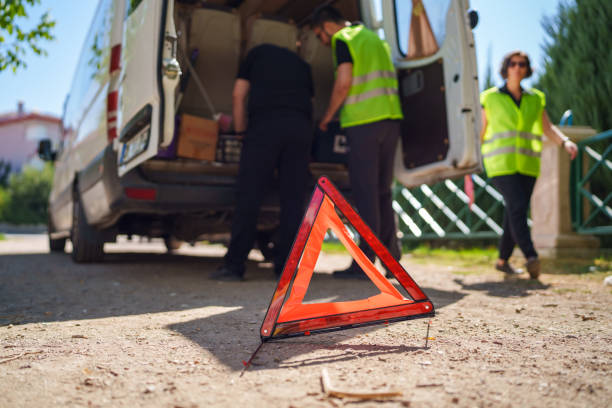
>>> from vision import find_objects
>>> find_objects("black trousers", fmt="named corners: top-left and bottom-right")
top-left (224, 113), bottom-right (312, 276)
top-left (345, 119), bottom-right (401, 262)
top-left (491, 173), bottom-right (538, 261)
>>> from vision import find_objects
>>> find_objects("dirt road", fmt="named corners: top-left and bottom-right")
top-left (0, 235), bottom-right (610, 407)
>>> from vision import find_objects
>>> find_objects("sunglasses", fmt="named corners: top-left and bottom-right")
top-left (509, 61), bottom-right (527, 68)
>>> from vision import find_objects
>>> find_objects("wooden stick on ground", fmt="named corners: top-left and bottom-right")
top-left (320, 368), bottom-right (402, 400)
top-left (0, 351), bottom-right (43, 364)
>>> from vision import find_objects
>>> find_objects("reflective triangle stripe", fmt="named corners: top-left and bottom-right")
top-left (352, 70), bottom-right (396, 86)
top-left (345, 87), bottom-right (399, 105)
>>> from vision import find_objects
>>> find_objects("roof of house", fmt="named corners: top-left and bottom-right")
top-left (0, 112), bottom-right (61, 127)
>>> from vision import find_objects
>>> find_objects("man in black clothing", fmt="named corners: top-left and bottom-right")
top-left (211, 44), bottom-right (314, 281)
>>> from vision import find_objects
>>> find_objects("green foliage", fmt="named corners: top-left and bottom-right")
top-left (0, 186), bottom-right (8, 220)
top-left (127, 0), bottom-right (144, 16)
top-left (0, 159), bottom-right (11, 187)
top-left (535, 0), bottom-right (612, 131)
top-left (0, 0), bottom-right (56, 73)
top-left (0, 163), bottom-right (53, 224)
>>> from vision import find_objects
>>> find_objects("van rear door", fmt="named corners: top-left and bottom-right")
top-left (374, 0), bottom-right (481, 187)
top-left (117, 0), bottom-right (179, 176)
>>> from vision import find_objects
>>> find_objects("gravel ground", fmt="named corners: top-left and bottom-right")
top-left (0, 234), bottom-right (610, 407)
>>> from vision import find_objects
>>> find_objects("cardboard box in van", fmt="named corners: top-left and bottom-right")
top-left (176, 114), bottom-right (218, 161)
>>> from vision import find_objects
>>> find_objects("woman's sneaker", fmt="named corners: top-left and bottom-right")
top-left (495, 261), bottom-right (522, 275)
top-left (526, 257), bottom-right (541, 279)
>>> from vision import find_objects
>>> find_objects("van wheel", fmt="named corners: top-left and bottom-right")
top-left (48, 216), bottom-right (66, 252)
top-left (163, 235), bottom-right (182, 252)
top-left (71, 197), bottom-right (104, 263)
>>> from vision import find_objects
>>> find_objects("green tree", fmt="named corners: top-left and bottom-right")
top-left (0, 159), bottom-right (11, 187)
top-left (536, 0), bottom-right (612, 131)
top-left (2, 163), bottom-right (53, 224)
top-left (0, 186), bottom-right (8, 222)
top-left (0, 0), bottom-right (55, 73)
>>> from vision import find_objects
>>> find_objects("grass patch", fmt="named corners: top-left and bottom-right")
top-left (408, 244), bottom-right (498, 268)
top-left (0, 233), bottom-right (4, 241)
top-left (542, 254), bottom-right (612, 280)
top-left (552, 288), bottom-right (577, 294)
top-left (320, 241), bottom-right (498, 266)
top-left (320, 241), bottom-right (349, 254)
top-left (320, 240), bottom-right (611, 282)
top-left (450, 269), bottom-right (485, 276)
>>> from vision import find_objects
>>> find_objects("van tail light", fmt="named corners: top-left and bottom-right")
top-left (110, 44), bottom-right (121, 75)
top-left (107, 44), bottom-right (121, 142)
top-left (107, 91), bottom-right (119, 141)
top-left (124, 188), bottom-right (157, 201)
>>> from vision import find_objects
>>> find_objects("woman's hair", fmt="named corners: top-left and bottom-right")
top-left (500, 50), bottom-right (533, 79)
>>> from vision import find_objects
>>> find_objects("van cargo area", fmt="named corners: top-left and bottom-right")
top-left (95, 0), bottom-right (359, 254)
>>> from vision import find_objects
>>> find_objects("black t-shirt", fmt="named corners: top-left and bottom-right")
top-left (335, 39), bottom-right (353, 65)
top-left (499, 83), bottom-right (524, 107)
top-left (237, 44), bottom-right (313, 119)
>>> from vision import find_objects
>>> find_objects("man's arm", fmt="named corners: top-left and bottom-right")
top-left (232, 78), bottom-right (250, 134)
top-left (319, 62), bottom-right (353, 131)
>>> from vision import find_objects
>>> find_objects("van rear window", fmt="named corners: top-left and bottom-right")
top-left (395, 0), bottom-right (450, 58)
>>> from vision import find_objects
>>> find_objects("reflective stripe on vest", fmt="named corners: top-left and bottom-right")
top-left (332, 25), bottom-right (403, 128)
top-left (480, 86), bottom-right (545, 177)
top-left (482, 145), bottom-right (542, 159)
top-left (482, 130), bottom-right (541, 145)
top-left (352, 70), bottom-right (397, 85)
top-left (345, 86), bottom-right (399, 105)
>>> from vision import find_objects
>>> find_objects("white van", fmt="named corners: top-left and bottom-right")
top-left (40, 0), bottom-right (481, 262)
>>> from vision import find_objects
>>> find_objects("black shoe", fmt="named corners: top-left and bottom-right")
top-left (210, 265), bottom-right (244, 281)
top-left (495, 261), bottom-right (522, 275)
top-left (333, 265), bottom-right (369, 280)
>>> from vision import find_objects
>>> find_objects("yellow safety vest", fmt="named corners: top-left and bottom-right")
top-left (480, 86), bottom-right (546, 177)
top-left (331, 25), bottom-right (403, 128)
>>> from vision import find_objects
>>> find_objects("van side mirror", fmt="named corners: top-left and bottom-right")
top-left (468, 10), bottom-right (479, 29)
top-left (38, 139), bottom-right (57, 161)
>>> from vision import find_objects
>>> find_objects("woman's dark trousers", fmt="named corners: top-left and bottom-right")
top-left (491, 173), bottom-right (538, 261)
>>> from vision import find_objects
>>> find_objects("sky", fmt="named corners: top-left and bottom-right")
top-left (0, 0), bottom-right (566, 118)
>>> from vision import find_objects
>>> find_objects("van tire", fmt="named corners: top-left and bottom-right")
top-left (71, 196), bottom-right (104, 263)
top-left (48, 216), bottom-right (66, 252)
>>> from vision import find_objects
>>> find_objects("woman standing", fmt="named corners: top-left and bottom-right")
top-left (480, 51), bottom-right (577, 279)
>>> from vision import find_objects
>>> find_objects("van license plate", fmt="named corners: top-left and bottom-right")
top-left (120, 125), bottom-right (151, 164)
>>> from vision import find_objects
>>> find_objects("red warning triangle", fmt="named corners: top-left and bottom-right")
top-left (260, 177), bottom-right (434, 341)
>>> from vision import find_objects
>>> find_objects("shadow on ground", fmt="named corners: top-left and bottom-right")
top-left (453, 276), bottom-right (550, 297)
top-left (1, 249), bottom-right (465, 372)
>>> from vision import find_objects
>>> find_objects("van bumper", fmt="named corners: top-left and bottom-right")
top-left (79, 147), bottom-right (350, 230)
